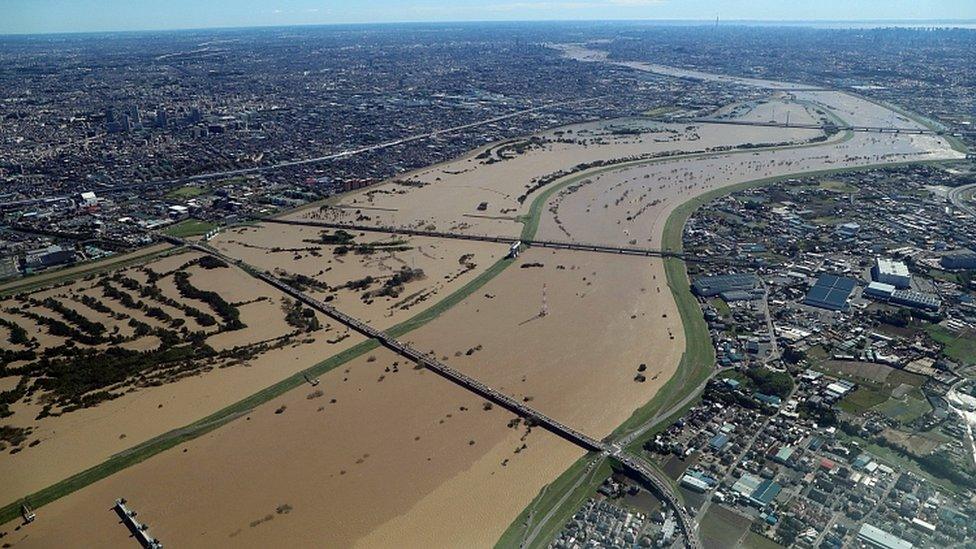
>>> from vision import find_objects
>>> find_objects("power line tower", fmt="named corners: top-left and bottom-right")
top-left (540, 283), bottom-right (549, 318)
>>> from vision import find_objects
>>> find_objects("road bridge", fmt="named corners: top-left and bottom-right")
top-left (262, 217), bottom-right (753, 267)
top-left (163, 234), bottom-right (702, 547)
top-left (658, 116), bottom-right (973, 138)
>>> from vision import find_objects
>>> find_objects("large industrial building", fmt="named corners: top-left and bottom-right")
top-left (864, 281), bottom-right (941, 311)
top-left (691, 273), bottom-right (761, 300)
top-left (872, 258), bottom-right (911, 289)
top-left (941, 250), bottom-right (976, 270)
top-left (858, 523), bottom-right (914, 549)
top-left (803, 274), bottom-right (857, 311)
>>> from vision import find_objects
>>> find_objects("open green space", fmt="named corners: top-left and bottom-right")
top-left (162, 218), bottom-right (218, 238)
top-left (817, 362), bottom-right (927, 416)
top-left (710, 297), bottom-right (732, 318)
top-left (742, 532), bottom-right (786, 549)
top-left (165, 185), bottom-right (207, 199)
top-left (643, 106), bottom-right (680, 117)
top-left (701, 505), bottom-right (751, 549)
top-left (873, 396), bottom-right (932, 424)
top-left (818, 179), bottom-right (858, 193)
top-left (926, 324), bottom-right (976, 365)
top-left (838, 387), bottom-right (888, 414)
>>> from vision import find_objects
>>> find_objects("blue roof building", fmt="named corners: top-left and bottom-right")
top-left (709, 433), bottom-right (730, 451)
top-left (803, 274), bottom-right (856, 311)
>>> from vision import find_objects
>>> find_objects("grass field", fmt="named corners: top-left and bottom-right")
top-left (873, 396), bottom-right (932, 424)
top-left (711, 297), bottom-right (732, 318)
top-left (701, 505), bottom-right (751, 549)
top-left (742, 532), bottom-right (786, 549)
top-left (162, 218), bottom-right (218, 237)
top-left (839, 387), bottom-right (889, 414)
top-left (644, 106), bottom-right (680, 117)
top-left (818, 179), bottom-right (858, 193)
top-left (926, 325), bottom-right (976, 365)
top-left (826, 363), bottom-right (927, 417)
top-left (165, 185), bottom-right (207, 199)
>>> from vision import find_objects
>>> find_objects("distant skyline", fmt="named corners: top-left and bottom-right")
top-left (4, 0), bottom-right (976, 35)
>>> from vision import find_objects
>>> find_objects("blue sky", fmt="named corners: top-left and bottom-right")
top-left (4, 0), bottom-right (976, 35)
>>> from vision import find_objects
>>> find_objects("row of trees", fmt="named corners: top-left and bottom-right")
top-left (173, 271), bottom-right (244, 330)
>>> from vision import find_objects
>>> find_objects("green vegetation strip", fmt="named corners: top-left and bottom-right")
top-left (165, 185), bottom-right (207, 199)
top-left (0, 338), bottom-right (379, 524)
top-left (853, 93), bottom-right (969, 155)
top-left (163, 218), bottom-right (218, 238)
top-left (519, 121), bottom-right (854, 242)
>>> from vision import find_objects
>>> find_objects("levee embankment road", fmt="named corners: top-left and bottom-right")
top-left (0, 51), bottom-right (963, 548)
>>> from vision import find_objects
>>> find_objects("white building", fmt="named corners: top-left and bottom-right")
top-left (858, 523), bottom-right (914, 549)
top-left (872, 258), bottom-right (910, 289)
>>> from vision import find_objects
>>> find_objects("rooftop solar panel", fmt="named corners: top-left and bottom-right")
top-left (803, 274), bottom-right (856, 311)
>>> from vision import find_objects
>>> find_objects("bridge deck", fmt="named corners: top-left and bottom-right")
top-left (262, 218), bottom-right (750, 267)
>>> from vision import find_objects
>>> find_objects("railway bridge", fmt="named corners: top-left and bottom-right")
top-left (262, 217), bottom-right (753, 267)
top-left (659, 116), bottom-right (973, 138)
top-left (164, 235), bottom-right (702, 548)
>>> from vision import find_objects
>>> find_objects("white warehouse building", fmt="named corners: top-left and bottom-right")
top-left (872, 258), bottom-right (911, 289)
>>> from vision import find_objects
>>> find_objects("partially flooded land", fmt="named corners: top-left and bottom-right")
top-left (285, 116), bottom-right (826, 236)
top-left (209, 223), bottom-right (508, 328)
top-left (0, 251), bottom-right (364, 501)
top-left (4, 347), bottom-right (584, 548)
top-left (0, 56), bottom-right (965, 548)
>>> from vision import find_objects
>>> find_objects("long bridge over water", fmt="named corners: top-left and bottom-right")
top-left (661, 116), bottom-right (973, 137)
top-left (262, 217), bottom-right (752, 268)
top-left (163, 234), bottom-right (702, 548)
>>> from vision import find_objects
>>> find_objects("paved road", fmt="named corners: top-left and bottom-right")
top-left (948, 182), bottom-right (976, 218)
top-left (520, 455), bottom-right (607, 548)
top-left (696, 384), bottom-right (799, 522)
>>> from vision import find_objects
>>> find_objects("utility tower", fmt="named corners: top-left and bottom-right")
top-left (540, 283), bottom-right (549, 318)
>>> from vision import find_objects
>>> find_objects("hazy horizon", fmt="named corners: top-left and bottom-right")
top-left (5, 0), bottom-right (976, 36)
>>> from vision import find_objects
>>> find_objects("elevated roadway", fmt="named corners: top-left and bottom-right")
top-left (948, 183), bottom-right (976, 218)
